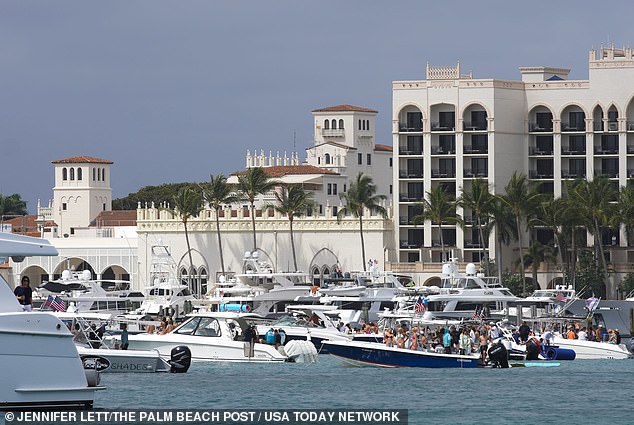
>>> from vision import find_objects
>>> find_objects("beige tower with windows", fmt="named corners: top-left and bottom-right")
top-left (51, 156), bottom-right (113, 236)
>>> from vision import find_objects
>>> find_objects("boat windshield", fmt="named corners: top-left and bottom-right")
top-left (531, 290), bottom-right (556, 298)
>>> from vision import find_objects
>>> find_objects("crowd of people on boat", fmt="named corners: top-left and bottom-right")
top-left (531, 322), bottom-right (622, 344)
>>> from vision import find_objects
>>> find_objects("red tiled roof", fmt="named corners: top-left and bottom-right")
top-left (91, 210), bottom-right (137, 227)
top-left (235, 165), bottom-right (338, 177)
top-left (312, 104), bottom-right (378, 113)
top-left (52, 156), bottom-right (113, 164)
top-left (3, 215), bottom-right (56, 236)
top-left (374, 144), bottom-right (393, 152)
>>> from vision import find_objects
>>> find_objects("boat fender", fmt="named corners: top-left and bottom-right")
top-left (84, 369), bottom-right (100, 387)
top-left (169, 345), bottom-right (192, 373)
top-left (544, 346), bottom-right (576, 361)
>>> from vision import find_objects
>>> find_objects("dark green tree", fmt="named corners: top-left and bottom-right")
top-left (0, 193), bottom-right (28, 217)
top-left (236, 167), bottom-right (278, 252)
top-left (171, 187), bottom-right (204, 295)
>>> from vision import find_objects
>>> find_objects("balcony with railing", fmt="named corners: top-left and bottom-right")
top-left (464, 240), bottom-right (483, 249)
top-left (561, 146), bottom-right (586, 155)
top-left (431, 169), bottom-right (456, 178)
top-left (399, 123), bottom-right (423, 133)
top-left (463, 145), bottom-right (488, 154)
top-left (398, 146), bottom-right (423, 156)
top-left (561, 122), bottom-right (586, 132)
top-left (400, 240), bottom-right (423, 249)
top-left (561, 170), bottom-right (586, 179)
top-left (529, 170), bottom-right (554, 179)
top-left (463, 169), bottom-right (488, 178)
top-left (430, 121), bottom-right (455, 132)
top-left (529, 122), bottom-right (553, 132)
top-left (399, 169), bottom-right (423, 179)
top-left (321, 128), bottom-right (345, 137)
top-left (462, 121), bottom-right (487, 131)
top-left (595, 169), bottom-right (619, 178)
top-left (399, 193), bottom-right (424, 203)
top-left (594, 146), bottom-right (619, 155)
top-left (431, 146), bottom-right (455, 155)
top-left (529, 146), bottom-right (554, 156)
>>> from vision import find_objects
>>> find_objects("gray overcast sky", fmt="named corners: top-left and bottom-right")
top-left (1, 0), bottom-right (633, 213)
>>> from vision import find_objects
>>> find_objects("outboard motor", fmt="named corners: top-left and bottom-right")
top-left (488, 340), bottom-right (509, 368)
top-left (169, 345), bottom-right (191, 373)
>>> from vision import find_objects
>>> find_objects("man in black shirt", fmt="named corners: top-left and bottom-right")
top-left (14, 276), bottom-right (33, 312)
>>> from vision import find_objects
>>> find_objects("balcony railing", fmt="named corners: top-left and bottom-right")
top-left (399, 194), bottom-right (424, 202)
top-left (595, 170), bottom-right (619, 178)
top-left (529, 122), bottom-right (553, 132)
top-left (400, 240), bottom-right (422, 249)
top-left (562, 171), bottom-right (586, 179)
top-left (529, 147), bottom-right (553, 155)
top-left (399, 124), bottom-right (423, 132)
top-left (561, 148), bottom-right (586, 155)
top-left (594, 147), bottom-right (619, 155)
top-left (431, 170), bottom-right (456, 178)
top-left (529, 170), bottom-right (554, 179)
top-left (561, 122), bottom-right (585, 132)
top-left (399, 170), bottom-right (423, 178)
top-left (432, 146), bottom-right (455, 155)
top-left (431, 122), bottom-right (455, 131)
top-left (463, 169), bottom-right (488, 178)
top-left (399, 148), bottom-right (423, 156)
top-left (463, 146), bottom-right (488, 154)
top-left (463, 121), bottom-right (487, 131)
top-left (464, 241), bottom-right (483, 248)
top-left (321, 129), bottom-right (345, 137)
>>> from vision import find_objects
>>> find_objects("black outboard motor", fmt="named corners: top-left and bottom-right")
top-left (525, 338), bottom-right (540, 361)
top-left (488, 340), bottom-right (509, 368)
top-left (169, 345), bottom-right (191, 373)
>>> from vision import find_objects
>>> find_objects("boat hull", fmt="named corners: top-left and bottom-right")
top-left (323, 340), bottom-right (479, 368)
top-left (77, 347), bottom-right (170, 373)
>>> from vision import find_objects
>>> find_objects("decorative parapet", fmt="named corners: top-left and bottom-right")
top-left (136, 205), bottom-right (393, 234)
top-left (426, 63), bottom-right (472, 80)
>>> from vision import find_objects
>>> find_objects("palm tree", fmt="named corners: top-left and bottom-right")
top-left (516, 241), bottom-right (556, 296)
top-left (489, 196), bottom-right (518, 286)
top-left (201, 174), bottom-right (238, 277)
top-left (172, 187), bottom-right (204, 295)
top-left (533, 197), bottom-right (574, 281)
top-left (337, 173), bottom-right (387, 271)
top-left (458, 178), bottom-right (495, 263)
top-left (272, 185), bottom-right (315, 272)
top-left (236, 167), bottom-right (278, 252)
top-left (499, 172), bottom-right (543, 293)
top-left (568, 177), bottom-right (617, 279)
top-left (0, 193), bottom-right (28, 218)
top-left (618, 184), bottom-right (634, 245)
top-left (412, 185), bottom-right (461, 262)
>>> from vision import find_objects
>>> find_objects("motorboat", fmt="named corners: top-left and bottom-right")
top-left (34, 269), bottom-right (145, 315)
top-left (131, 243), bottom-right (195, 319)
top-left (255, 305), bottom-right (352, 353)
top-left (393, 260), bottom-right (518, 321)
top-left (55, 312), bottom-right (174, 373)
top-left (0, 232), bottom-right (102, 409)
top-left (128, 311), bottom-right (317, 363)
top-left (323, 339), bottom-right (479, 368)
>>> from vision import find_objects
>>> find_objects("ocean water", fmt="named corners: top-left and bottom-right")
top-left (94, 355), bottom-right (634, 425)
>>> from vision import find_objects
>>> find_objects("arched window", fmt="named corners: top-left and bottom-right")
top-left (339, 119), bottom-right (344, 129)
top-left (199, 267), bottom-right (208, 296)
top-left (102, 168), bottom-right (106, 182)
top-left (331, 119), bottom-right (337, 129)
top-left (325, 153), bottom-right (331, 165)
top-left (366, 120), bottom-right (370, 131)
top-left (69, 168), bottom-right (75, 180)
top-left (312, 267), bottom-right (321, 286)
top-left (324, 120), bottom-right (330, 130)
top-left (77, 168), bottom-right (82, 181)
top-left (358, 119), bottom-right (362, 130)
top-left (92, 168), bottom-right (96, 181)
top-left (62, 168), bottom-right (68, 181)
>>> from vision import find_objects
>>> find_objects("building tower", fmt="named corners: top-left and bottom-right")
top-left (51, 156), bottom-right (113, 236)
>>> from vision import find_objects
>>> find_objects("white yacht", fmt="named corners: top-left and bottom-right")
top-left (0, 232), bottom-right (102, 409)
top-left (128, 311), bottom-right (316, 362)
top-left (132, 244), bottom-right (195, 319)
top-left (394, 260), bottom-right (518, 321)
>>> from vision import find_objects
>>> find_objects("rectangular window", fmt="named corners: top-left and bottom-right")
top-left (62, 203), bottom-right (67, 211)
top-left (358, 153), bottom-right (362, 165)
top-left (536, 112), bottom-right (553, 131)
top-left (319, 204), bottom-right (323, 215)
top-left (569, 111), bottom-right (585, 130)
top-left (389, 184), bottom-right (393, 195)
top-left (327, 184), bottom-right (332, 195)
top-left (471, 110), bottom-right (487, 129)
top-left (438, 111), bottom-right (455, 130)
top-left (343, 184), bottom-right (347, 192)
top-left (389, 158), bottom-right (393, 167)
top-left (406, 112), bottom-right (422, 131)
top-left (333, 184), bottom-right (337, 195)
top-left (367, 154), bottom-right (372, 165)
top-left (438, 135), bottom-right (455, 153)
top-left (332, 206), bottom-right (338, 217)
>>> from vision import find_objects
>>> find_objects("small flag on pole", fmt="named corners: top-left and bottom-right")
top-left (42, 295), bottom-right (54, 310)
top-left (50, 296), bottom-right (67, 312)
top-left (586, 297), bottom-right (600, 312)
top-left (414, 297), bottom-right (426, 313)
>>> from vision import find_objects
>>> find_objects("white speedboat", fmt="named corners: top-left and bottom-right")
top-left (128, 311), bottom-right (316, 362)
top-left (0, 233), bottom-right (102, 409)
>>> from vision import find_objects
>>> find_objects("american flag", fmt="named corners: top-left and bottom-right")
top-left (42, 295), bottom-right (54, 310)
top-left (414, 297), bottom-right (426, 313)
top-left (556, 292), bottom-right (567, 303)
top-left (50, 296), bottom-right (67, 312)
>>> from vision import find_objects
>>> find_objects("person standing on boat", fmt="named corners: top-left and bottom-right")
top-left (14, 276), bottom-right (33, 312)
top-left (442, 328), bottom-right (452, 354)
top-left (120, 323), bottom-right (129, 350)
top-left (518, 321), bottom-right (531, 343)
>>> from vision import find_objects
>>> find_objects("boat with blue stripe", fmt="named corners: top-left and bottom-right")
top-left (323, 340), bottom-right (479, 368)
